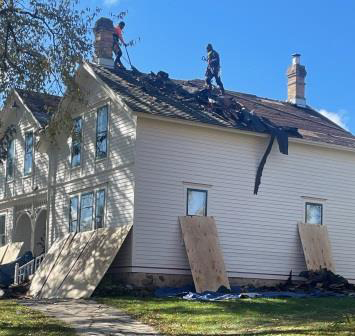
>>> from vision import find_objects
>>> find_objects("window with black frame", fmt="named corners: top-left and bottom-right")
top-left (187, 188), bottom-right (208, 216)
top-left (71, 117), bottom-right (82, 168)
top-left (96, 106), bottom-right (108, 160)
top-left (6, 139), bottom-right (14, 181)
top-left (24, 131), bottom-right (33, 176)
top-left (305, 202), bottom-right (323, 224)
top-left (0, 215), bottom-right (5, 246)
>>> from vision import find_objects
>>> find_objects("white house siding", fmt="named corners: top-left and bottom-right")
top-left (49, 70), bottom-right (136, 270)
top-left (0, 97), bottom-right (49, 245)
top-left (133, 117), bottom-right (355, 282)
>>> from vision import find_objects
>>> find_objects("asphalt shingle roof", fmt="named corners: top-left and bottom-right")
top-left (16, 89), bottom-right (61, 126)
top-left (89, 62), bottom-right (355, 150)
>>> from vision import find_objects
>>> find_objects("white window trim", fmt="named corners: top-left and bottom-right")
top-left (182, 182), bottom-right (212, 217)
top-left (301, 196), bottom-right (326, 225)
top-left (23, 129), bottom-right (34, 177)
top-left (69, 185), bottom-right (108, 232)
top-left (69, 115), bottom-right (84, 170)
top-left (95, 102), bottom-right (111, 163)
top-left (305, 201), bottom-right (324, 225)
top-left (5, 138), bottom-right (15, 183)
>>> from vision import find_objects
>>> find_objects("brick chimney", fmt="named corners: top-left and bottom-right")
top-left (93, 17), bottom-right (115, 68)
top-left (287, 53), bottom-right (307, 107)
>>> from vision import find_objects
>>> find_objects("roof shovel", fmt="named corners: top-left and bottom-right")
top-left (124, 45), bottom-right (139, 73)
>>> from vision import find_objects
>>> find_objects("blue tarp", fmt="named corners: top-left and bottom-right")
top-left (154, 286), bottom-right (345, 301)
top-left (0, 251), bottom-right (33, 288)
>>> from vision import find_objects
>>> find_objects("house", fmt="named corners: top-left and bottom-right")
top-left (1, 17), bottom-right (355, 288)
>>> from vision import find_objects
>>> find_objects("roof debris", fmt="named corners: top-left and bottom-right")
top-left (96, 66), bottom-right (302, 194)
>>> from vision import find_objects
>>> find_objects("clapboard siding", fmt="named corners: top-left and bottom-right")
top-left (133, 117), bottom-right (355, 281)
top-left (49, 75), bottom-right (136, 267)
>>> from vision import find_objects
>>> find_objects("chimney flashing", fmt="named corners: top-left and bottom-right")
top-left (95, 57), bottom-right (114, 69)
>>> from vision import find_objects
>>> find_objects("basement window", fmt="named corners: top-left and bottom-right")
top-left (187, 189), bottom-right (208, 216)
top-left (96, 105), bottom-right (108, 160)
top-left (305, 202), bottom-right (323, 225)
top-left (0, 215), bottom-right (5, 246)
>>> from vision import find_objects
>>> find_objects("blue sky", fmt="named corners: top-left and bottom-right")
top-left (86, 0), bottom-right (355, 132)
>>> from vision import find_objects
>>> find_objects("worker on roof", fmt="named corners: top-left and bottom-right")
top-left (205, 43), bottom-right (225, 95)
top-left (113, 21), bottom-right (128, 70)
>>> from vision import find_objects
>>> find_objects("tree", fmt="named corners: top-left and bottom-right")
top-left (0, 0), bottom-right (99, 97)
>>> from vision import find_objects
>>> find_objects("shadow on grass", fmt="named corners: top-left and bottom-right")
top-left (99, 296), bottom-right (355, 335)
top-left (0, 300), bottom-right (75, 336)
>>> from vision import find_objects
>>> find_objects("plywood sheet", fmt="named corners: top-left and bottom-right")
top-left (40, 231), bottom-right (95, 299)
top-left (2, 242), bottom-right (24, 264)
top-left (179, 216), bottom-right (230, 293)
top-left (29, 233), bottom-right (73, 297)
top-left (0, 244), bottom-right (9, 264)
top-left (298, 223), bottom-right (335, 272)
top-left (55, 225), bottom-right (132, 299)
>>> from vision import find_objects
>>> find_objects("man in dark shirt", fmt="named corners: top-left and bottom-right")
top-left (205, 43), bottom-right (225, 95)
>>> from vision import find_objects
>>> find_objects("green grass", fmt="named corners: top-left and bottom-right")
top-left (99, 296), bottom-right (355, 335)
top-left (0, 300), bottom-right (76, 336)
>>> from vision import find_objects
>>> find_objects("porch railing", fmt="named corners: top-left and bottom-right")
top-left (14, 253), bottom-right (45, 285)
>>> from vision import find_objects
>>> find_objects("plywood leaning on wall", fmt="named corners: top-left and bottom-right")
top-left (298, 223), bottom-right (335, 272)
top-left (179, 216), bottom-right (230, 293)
top-left (29, 225), bottom-right (132, 299)
top-left (0, 242), bottom-right (24, 265)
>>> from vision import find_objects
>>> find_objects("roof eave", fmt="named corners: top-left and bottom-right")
top-left (136, 111), bottom-right (355, 154)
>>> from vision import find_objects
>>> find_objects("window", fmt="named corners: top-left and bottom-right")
top-left (24, 131), bottom-right (33, 176)
top-left (0, 215), bottom-right (5, 246)
top-left (6, 139), bottom-right (14, 181)
top-left (71, 117), bottom-right (82, 168)
top-left (69, 189), bottom-right (106, 232)
top-left (187, 188), bottom-right (208, 216)
top-left (69, 196), bottom-right (79, 232)
top-left (95, 189), bottom-right (106, 229)
top-left (80, 192), bottom-right (94, 232)
top-left (305, 202), bottom-right (323, 225)
top-left (96, 105), bottom-right (108, 160)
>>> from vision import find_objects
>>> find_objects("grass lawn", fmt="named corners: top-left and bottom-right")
top-left (0, 300), bottom-right (76, 336)
top-left (99, 296), bottom-right (355, 335)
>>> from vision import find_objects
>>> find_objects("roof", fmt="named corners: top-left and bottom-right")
top-left (89, 62), bottom-right (355, 150)
top-left (15, 89), bottom-right (61, 126)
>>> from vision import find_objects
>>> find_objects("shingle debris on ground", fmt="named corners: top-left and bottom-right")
top-left (20, 299), bottom-right (161, 336)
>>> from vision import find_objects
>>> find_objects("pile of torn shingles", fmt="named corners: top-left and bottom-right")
top-left (122, 69), bottom-right (302, 194)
